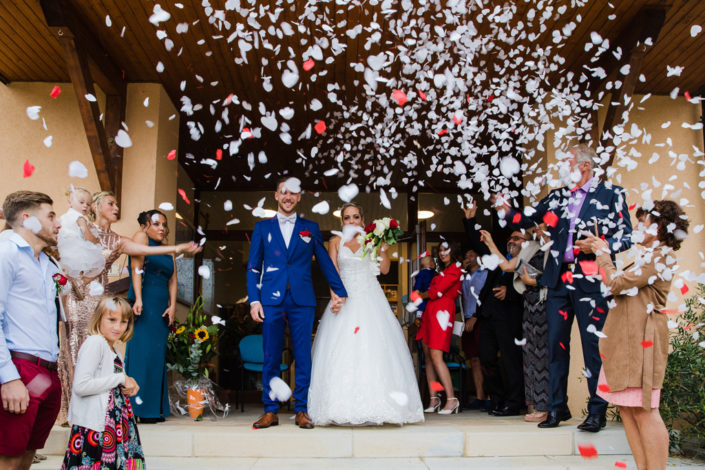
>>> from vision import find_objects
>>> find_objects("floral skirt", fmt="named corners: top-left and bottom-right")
top-left (61, 388), bottom-right (145, 470)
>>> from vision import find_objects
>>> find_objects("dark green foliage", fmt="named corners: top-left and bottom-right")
top-left (661, 284), bottom-right (705, 456)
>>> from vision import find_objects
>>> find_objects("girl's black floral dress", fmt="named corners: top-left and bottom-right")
top-left (61, 356), bottom-right (146, 470)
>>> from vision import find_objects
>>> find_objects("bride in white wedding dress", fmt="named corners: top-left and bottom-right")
top-left (308, 203), bottom-right (424, 426)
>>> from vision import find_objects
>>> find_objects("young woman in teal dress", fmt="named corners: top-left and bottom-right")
top-left (124, 210), bottom-right (177, 423)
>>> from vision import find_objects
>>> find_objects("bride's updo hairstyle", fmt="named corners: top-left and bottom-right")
top-left (339, 202), bottom-right (364, 226)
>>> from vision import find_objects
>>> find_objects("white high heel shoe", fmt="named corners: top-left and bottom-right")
top-left (424, 396), bottom-right (441, 413)
top-left (438, 397), bottom-right (460, 415)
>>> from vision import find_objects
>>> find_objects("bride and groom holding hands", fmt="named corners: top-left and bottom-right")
top-left (246, 178), bottom-right (424, 429)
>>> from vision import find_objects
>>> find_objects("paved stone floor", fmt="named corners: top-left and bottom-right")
top-left (36, 409), bottom-right (704, 469)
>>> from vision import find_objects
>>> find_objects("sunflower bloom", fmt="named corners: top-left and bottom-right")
top-left (175, 326), bottom-right (186, 335)
top-left (194, 328), bottom-right (209, 342)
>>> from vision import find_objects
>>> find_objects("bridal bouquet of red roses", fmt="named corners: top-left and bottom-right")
top-left (359, 217), bottom-right (404, 259)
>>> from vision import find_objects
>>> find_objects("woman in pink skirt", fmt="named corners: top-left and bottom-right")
top-left (586, 200), bottom-right (688, 470)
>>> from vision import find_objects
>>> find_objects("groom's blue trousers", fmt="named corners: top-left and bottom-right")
top-left (262, 291), bottom-right (315, 413)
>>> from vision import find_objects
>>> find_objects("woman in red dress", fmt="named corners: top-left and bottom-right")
top-left (415, 241), bottom-right (464, 414)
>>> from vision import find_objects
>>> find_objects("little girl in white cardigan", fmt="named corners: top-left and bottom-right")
top-left (61, 297), bottom-right (146, 470)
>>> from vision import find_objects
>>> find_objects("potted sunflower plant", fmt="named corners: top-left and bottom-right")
top-left (166, 296), bottom-right (219, 419)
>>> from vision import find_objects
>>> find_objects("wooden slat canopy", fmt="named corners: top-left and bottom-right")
top-left (1, 0), bottom-right (704, 192)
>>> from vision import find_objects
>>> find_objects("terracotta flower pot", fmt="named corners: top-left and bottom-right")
top-left (187, 388), bottom-right (205, 418)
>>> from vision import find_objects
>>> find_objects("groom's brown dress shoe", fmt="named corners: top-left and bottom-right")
top-left (253, 412), bottom-right (279, 429)
top-left (295, 411), bottom-right (314, 429)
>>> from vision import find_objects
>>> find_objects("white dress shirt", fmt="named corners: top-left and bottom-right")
top-left (0, 231), bottom-right (61, 383)
top-left (277, 212), bottom-right (297, 248)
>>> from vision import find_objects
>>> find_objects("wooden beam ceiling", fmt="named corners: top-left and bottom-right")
top-left (39, 0), bottom-right (127, 203)
top-left (1, 0), bottom-right (703, 193)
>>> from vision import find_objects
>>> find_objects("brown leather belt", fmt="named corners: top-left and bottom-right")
top-left (10, 351), bottom-right (58, 371)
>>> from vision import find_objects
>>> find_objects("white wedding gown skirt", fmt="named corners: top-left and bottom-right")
top-left (308, 245), bottom-right (424, 426)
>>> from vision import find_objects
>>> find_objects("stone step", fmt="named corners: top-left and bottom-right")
top-left (41, 410), bottom-right (633, 459)
top-left (33, 455), bottom-right (702, 470)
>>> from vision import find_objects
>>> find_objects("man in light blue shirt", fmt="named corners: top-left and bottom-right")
top-left (460, 248), bottom-right (489, 410)
top-left (0, 191), bottom-right (64, 469)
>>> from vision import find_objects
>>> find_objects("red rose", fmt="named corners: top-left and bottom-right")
top-left (364, 222), bottom-right (376, 234)
top-left (390, 219), bottom-right (399, 229)
top-left (53, 273), bottom-right (68, 286)
top-left (299, 230), bottom-right (311, 237)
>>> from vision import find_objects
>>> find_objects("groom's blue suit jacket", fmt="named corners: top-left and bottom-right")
top-left (246, 216), bottom-right (347, 307)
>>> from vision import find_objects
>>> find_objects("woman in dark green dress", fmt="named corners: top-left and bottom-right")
top-left (125, 210), bottom-right (176, 423)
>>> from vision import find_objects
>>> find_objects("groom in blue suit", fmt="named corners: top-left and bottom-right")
top-left (246, 177), bottom-right (348, 429)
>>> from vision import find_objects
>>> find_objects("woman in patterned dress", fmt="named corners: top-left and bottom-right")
top-left (481, 225), bottom-right (551, 422)
top-left (57, 191), bottom-right (201, 423)
top-left (62, 296), bottom-right (144, 470)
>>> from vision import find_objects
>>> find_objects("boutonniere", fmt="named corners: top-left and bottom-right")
top-left (299, 230), bottom-right (312, 243)
top-left (52, 273), bottom-right (68, 296)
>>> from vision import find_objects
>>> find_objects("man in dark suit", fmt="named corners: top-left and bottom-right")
top-left (494, 144), bottom-right (632, 432)
top-left (463, 202), bottom-right (526, 416)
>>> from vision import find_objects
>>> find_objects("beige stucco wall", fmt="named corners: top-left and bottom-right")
top-left (117, 83), bottom-right (179, 245)
top-left (0, 82), bottom-right (103, 215)
top-left (0, 81), bottom-right (179, 275)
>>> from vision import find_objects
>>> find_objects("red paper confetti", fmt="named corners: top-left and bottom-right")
top-left (487, 93), bottom-right (494, 102)
top-left (430, 381), bottom-right (444, 392)
top-left (558, 310), bottom-right (568, 320)
top-left (543, 211), bottom-right (559, 227)
top-left (559, 342), bottom-right (566, 350)
top-left (659, 309), bottom-right (678, 315)
top-left (628, 203), bottom-right (637, 210)
top-left (596, 307), bottom-right (605, 313)
top-left (512, 212), bottom-right (522, 224)
top-left (178, 188), bottom-right (190, 204)
top-left (418, 251), bottom-right (430, 258)
top-left (579, 260), bottom-right (598, 276)
top-left (50, 86), bottom-right (61, 99)
top-left (641, 340), bottom-right (653, 348)
top-left (314, 120), bottom-right (326, 134)
top-left (685, 323), bottom-right (694, 330)
top-left (578, 444), bottom-right (598, 459)
top-left (167, 149), bottom-right (176, 160)
top-left (600, 353), bottom-right (606, 359)
top-left (302, 58), bottom-right (315, 71)
top-left (685, 91), bottom-right (692, 102)
top-left (391, 89), bottom-right (408, 106)
top-left (573, 247), bottom-right (580, 255)
top-left (592, 316), bottom-right (600, 321)
top-left (618, 211), bottom-right (623, 219)
top-left (23, 160), bottom-right (35, 178)
top-left (224, 93), bottom-right (234, 105)
top-left (681, 284), bottom-right (689, 295)
top-left (216, 149), bottom-right (223, 160)
top-left (615, 461), bottom-right (627, 469)
top-left (437, 129), bottom-right (448, 136)
top-left (418, 89), bottom-right (427, 101)
top-left (241, 128), bottom-right (254, 139)
top-left (354, 327), bottom-right (360, 334)
top-left (452, 114), bottom-right (463, 125)
top-left (598, 383), bottom-right (611, 393)
top-left (561, 271), bottom-right (574, 284)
